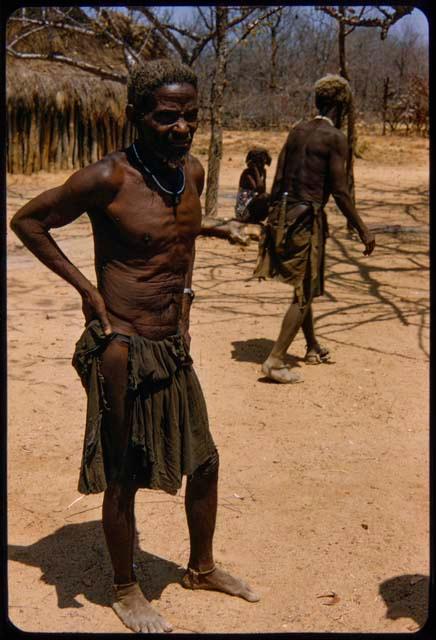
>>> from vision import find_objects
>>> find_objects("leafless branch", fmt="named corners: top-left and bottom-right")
top-left (6, 48), bottom-right (127, 83)
top-left (229, 6), bottom-right (283, 55)
top-left (8, 16), bottom-right (96, 38)
top-left (8, 25), bottom-right (47, 48)
top-left (226, 7), bottom-right (258, 31)
top-left (134, 7), bottom-right (190, 63)
top-left (51, 6), bottom-right (90, 29)
top-left (136, 30), bottom-right (154, 59)
top-left (317, 6), bottom-right (414, 38)
top-left (154, 22), bottom-right (203, 42)
top-left (97, 9), bottom-right (142, 67)
top-left (198, 7), bottom-right (213, 31)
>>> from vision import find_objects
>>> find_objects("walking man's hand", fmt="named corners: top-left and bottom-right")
top-left (359, 228), bottom-right (376, 256)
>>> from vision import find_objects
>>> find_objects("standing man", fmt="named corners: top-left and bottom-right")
top-left (254, 74), bottom-right (375, 383)
top-left (10, 58), bottom-right (259, 634)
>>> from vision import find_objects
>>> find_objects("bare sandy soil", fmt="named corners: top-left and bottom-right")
top-left (7, 130), bottom-right (429, 634)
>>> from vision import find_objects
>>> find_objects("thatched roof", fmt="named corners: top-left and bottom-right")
top-left (6, 7), bottom-right (167, 118)
top-left (7, 58), bottom-right (128, 121)
top-left (6, 9), bottom-right (171, 173)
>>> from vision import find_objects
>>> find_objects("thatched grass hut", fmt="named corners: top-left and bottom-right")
top-left (7, 9), bottom-right (167, 174)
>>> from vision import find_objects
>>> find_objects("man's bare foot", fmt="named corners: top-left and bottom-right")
top-left (261, 358), bottom-right (303, 384)
top-left (181, 565), bottom-right (260, 602)
top-left (304, 344), bottom-right (332, 365)
top-left (112, 582), bottom-right (173, 633)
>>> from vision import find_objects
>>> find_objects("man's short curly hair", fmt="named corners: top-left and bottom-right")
top-left (128, 58), bottom-right (198, 113)
top-left (314, 74), bottom-right (351, 114)
top-left (246, 146), bottom-right (272, 166)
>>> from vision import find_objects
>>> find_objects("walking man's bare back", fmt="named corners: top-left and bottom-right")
top-left (258, 75), bottom-right (375, 383)
top-left (275, 119), bottom-right (349, 206)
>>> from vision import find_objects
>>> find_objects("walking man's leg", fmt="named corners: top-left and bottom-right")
top-left (301, 305), bottom-right (331, 364)
top-left (261, 294), bottom-right (312, 383)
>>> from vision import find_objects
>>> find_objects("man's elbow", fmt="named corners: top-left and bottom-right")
top-left (10, 214), bottom-right (23, 236)
top-left (10, 214), bottom-right (35, 241)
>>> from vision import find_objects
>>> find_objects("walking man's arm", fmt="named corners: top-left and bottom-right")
top-left (329, 134), bottom-right (375, 256)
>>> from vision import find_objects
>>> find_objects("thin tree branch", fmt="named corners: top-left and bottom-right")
top-left (137, 29), bottom-right (154, 59)
top-left (134, 7), bottom-right (190, 63)
top-left (8, 25), bottom-right (47, 48)
top-left (226, 7), bottom-right (258, 31)
top-left (198, 7), bottom-right (213, 31)
top-left (51, 6), bottom-right (90, 29)
top-left (6, 47), bottom-right (127, 83)
top-left (8, 16), bottom-right (96, 38)
top-left (317, 5), bottom-right (414, 37)
top-left (98, 9), bottom-right (142, 66)
top-left (151, 22), bottom-right (203, 42)
top-left (228, 7), bottom-right (283, 56)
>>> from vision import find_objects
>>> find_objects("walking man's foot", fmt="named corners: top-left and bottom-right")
top-left (261, 358), bottom-right (303, 384)
top-left (112, 582), bottom-right (173, 633)
top-left (304, 344), bottom-right (332, 365)
top-left (181, 565), bottom-right (260, 602)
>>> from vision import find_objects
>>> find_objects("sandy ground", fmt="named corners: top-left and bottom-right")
top-left (7, 130), bottom-right (429, 634)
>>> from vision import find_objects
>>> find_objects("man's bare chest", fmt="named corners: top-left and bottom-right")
top-left (91, 175), bottom-right (202, 254)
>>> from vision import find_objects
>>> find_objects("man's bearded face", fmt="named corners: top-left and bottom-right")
top-left (135, 83), bottom-right (198, 167)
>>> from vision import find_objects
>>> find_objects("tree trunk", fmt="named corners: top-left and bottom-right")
top-left (205, 6), bottom-right (228, 218)
top-left (338, 7), bottom-right (355, 207)
top-left (382, 76), bottom-right (389, 136)
top-left (269, 17), bottom-right (280, 93)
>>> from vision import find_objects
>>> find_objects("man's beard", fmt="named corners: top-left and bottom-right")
top-left (153, 138), bottom-right (191, 170)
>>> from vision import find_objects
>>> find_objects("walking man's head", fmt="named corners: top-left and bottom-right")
top-left (314, 74), bottom-right (351, 128)
top-left (126, 58), bottom-right (199, 167)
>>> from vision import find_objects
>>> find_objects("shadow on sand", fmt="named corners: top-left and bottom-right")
top-left (8, 520), bottom-right (183, 610)
top-left (379, 574), bottom-right (429, 630)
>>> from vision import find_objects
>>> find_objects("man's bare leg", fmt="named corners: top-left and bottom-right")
top-left (301, 306), bottom-right (331, 364)
top-left (100, 339), bottom-right (173, 633)
top-left (261, 296), bottom-right (310, 383)
top-left (182, 451), bottom-right (260, 602)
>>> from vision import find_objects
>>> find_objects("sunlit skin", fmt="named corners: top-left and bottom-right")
top-left (10, 82), bottom-right (259, 633)
top-left (262, 101), bottom-right (375, 383)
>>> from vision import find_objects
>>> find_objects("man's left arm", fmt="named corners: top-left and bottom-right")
top-left (179, 156), bottom-right (204, 348)
top-left (329, 133), bottom-right (375, 256)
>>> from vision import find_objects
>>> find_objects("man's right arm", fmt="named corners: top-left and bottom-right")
top-left (10, 161), bottom-right (119, 334)
top-left (328, 133), bottom-right (375, 256)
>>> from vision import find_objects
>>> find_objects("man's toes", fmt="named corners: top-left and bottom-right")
top-left (244, 589), bottom-right (260, 602)
top-left (163, 619), bottom-right (173, 632)
top-left (156, 617), bottom-right (173, 633)
top-left (237, 579), bottom-right (260, 602)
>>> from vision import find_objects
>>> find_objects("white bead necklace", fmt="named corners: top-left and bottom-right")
top-left (314, 115), bottom-right (334, 127)
top-left (132, 142), bottom-right (186, 205)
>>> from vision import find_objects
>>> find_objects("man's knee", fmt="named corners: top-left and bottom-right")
top-left (104, 480), bottom-right (137, 506)
top-left (192, 449), bottom-right (219, 479)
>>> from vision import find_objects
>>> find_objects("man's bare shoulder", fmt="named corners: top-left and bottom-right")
top-left (186, 153), bottom-right (204, 176)
top-left (186, 153), bottom-right (205, 195)
top-left (65, 151), bottom-right (131, 207)
top-left (326, 127), bottom-right (347, 152)
top-left (74, 151), bottom-right (129, 188)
